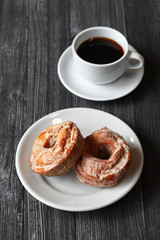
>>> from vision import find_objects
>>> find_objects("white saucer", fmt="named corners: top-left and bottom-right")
top-left (57, 45), bottom-right (144, 101)
top-left (16, 108), bottom-right (143, 212)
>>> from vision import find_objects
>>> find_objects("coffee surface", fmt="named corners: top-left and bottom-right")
top-left (77, 37), bottom-right (124, 64)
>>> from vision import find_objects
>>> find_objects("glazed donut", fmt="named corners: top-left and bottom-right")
top-left (76, 127), bottom-right (131, 187)
top-left (30, 121), bottom-right (84, 176)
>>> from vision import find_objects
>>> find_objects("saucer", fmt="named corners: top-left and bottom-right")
top-left (57, 45), bottom-right (144, 101)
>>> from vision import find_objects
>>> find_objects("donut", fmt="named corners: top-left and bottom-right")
top-left (76, 127), bottom-right (131, 187)
top-left (30, 121), bottom-right (84, 176)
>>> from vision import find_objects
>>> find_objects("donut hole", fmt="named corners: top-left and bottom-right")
top-left (44, 137), bottom-right (56, 148)
top-left (92, 145), bottom-right (113, 160)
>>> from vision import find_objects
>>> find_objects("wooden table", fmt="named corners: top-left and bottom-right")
top-left (0, 0), bottom-right (160, 239)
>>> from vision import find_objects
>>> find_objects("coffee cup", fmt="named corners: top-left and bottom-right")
top-left (72, 26), bottom-right (144, 84)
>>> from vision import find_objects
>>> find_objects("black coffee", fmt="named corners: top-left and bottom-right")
top-left (77, 37), bottom-right (124, 64)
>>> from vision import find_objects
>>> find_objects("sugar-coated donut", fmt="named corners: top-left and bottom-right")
top-left (30, 121), bottom-right (84, 176)
top-left (76, 127), bottom-right (131, 187)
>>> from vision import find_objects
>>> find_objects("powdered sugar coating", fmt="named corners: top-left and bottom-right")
top-left (76, 127), bottom-right (131, 187)
top-left (30, 121), bottom-right (84, 176)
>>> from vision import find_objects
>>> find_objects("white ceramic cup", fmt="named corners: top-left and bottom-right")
top-left (72, 26), bottom-right (144, 84)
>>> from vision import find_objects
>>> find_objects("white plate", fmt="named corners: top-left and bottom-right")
top-left (57, 45), bottom-right (144, 101)
top-left (16, 108), bottom-right (143, 212)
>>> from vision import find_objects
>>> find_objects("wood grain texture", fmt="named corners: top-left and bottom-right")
top-left (0, 0), bottom-right (160, 239)
top-left (124, 1), bottom-right (160, 239)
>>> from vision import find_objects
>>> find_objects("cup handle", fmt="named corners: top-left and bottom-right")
top-left (127, 51), bottom-right (144, 70)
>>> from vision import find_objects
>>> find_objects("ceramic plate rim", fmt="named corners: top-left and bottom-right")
top-left (57, 45), bottom-right (144, 101)
top-left (16, 108), bottom-right (144, 212)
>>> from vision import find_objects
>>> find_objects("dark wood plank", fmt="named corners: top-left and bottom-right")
top-left (0, 0), bottom-right (28, 239)
top-left (124, 0), bottom-right (160, 239)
